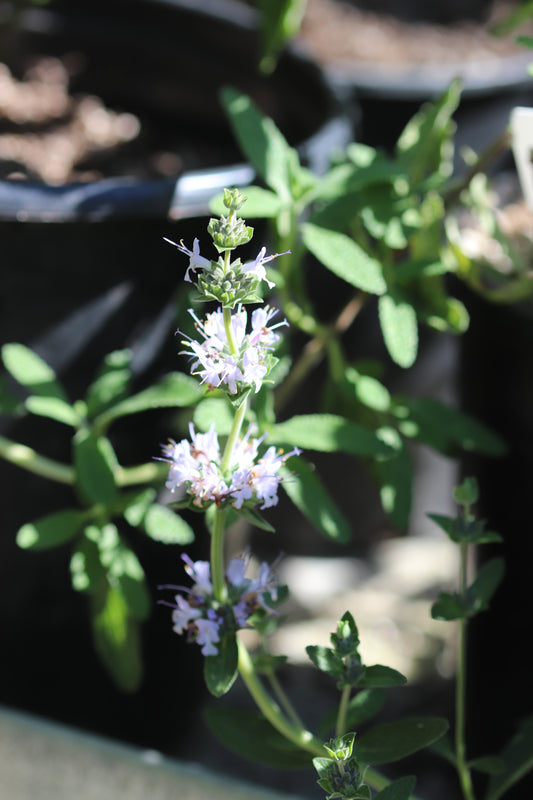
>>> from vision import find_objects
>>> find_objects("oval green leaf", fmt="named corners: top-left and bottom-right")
top-left (378, 294), bottom-right (418, 368)
top-left (303, 223), bottom-right (386, 295)
top-left (354, 716), bottom-right (449, 765)
top-left (270, 414), bottom-right (391, 457)
top-left (16, 509), bottom-right (86, 550)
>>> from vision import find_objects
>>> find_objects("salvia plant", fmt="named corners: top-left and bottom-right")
top-left (2, 79), bottom-right (533, 799)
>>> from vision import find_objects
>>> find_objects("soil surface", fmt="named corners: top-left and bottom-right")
top-left (299, 0), bottom-right (531, 67)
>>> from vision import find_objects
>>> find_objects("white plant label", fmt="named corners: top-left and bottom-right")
top-left (511, 106), bottom-right (533, 211)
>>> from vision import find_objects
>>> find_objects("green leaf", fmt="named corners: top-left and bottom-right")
top-left (16, 508), bottom-right (86, 550)
top-left (98, 372), bottom-right (202, 425)
top-left (487, 716), bottom-right (533, 800)
top-left (372, 430), bottom-right (413, 530)
top-left (204, 633), bottom-right (239, 697)
top-left (70, 533), bottom-right (104, 592)
top-left (319, 690), bottom-right (386, 738)
top-left (121, 488), bottom-right (157, 526)
top-left (467, 557), bottom-right (505, 615)
top-left (85, 349), bottom-right (132, 418)
top-left (141, 503), bottom-right (195, 545)
top-left (345, 367), bottom-right (391, 412)
top-left (90, 582), bottom-right (143, 692)
top-left (104, 542), bottom-right (150, 621)
top-left (431, 591), bottom-right (469, 621)
top-left (394, 258), bottom-right (448, 282)
top-left (270, 414), bottom-right (392, 457)
top-left (396, 79), bottom-right (461, 185)
top-left (204, 706), bottom-right (312, 768)
top-left (73, 430), bottom-right (118, 505)
top-left (281, 456), bottom-right (352, 543)
top-left (468, 755), bottom-right (505, 775)
top-left (427, 512), bottom-right (502, 545)
top-left (221, 87), bottom-right (293, 200)
top-left (25, 395), bottom-right (81, 426)
top-left (209, 185), bottom-right (283, 218)
top-left (193, 397), bottom-right (235, 435)
top-left (374, 776), bottom-right (417, 800)
top-left (354, 716), bottom-right (449, 765)
top-left (378, 293), bottom-right (418, 368)
top-left (2, 343), bottom-right (67, 401)
top-left (302, 223), bottom-right (386, 295)
top-left (256, 0), bottom-right (307, 72)
top-left (357, 664), bottom-right (407, 689)
top-left (235, 505), bottom-right (276, 532)
top-left (0, 374), bottom-right (22, 414)
top-left (306, 645), bottom-right (344, 679)
top-left (393, 396), bottom-right (506, 457)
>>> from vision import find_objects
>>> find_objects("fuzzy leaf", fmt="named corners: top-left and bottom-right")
top-left (354, 717), bottom-right (449, 765)
top-left (221, 87), bottom-right (293, 200)
top-left (2, 343), bottom-right (67, 401)
top-left (281, 456), bottom-right (351, 542)
top-left (25, 395), bottom-right (81, 426)
top-left (270, 414), bottom-right (392, 457)
top-left (431, 591), bottom-right (469, 621)
top-left (467, 557), bottom-right (505, 615)
top-left (142, 503), bottom-right (195, 545)
top-left (378, 294), bottom-right (418, 368)
top-left (303, 223), bottom-right (386, 295)
top-left (85, 349), bottom-right (132, 418)
top-left (193, 397), bottom-right (235, 435)
top-left (16, 509), bottom-right (86, 550)
top-left (73, 430), bottom-right (118, 505)
top-left (99, 372), bottom-right (202, 424)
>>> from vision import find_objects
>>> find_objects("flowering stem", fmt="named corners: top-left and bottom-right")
top-left (237, 638), bottom-right (325, 757)
top-left (267, 669), bottom-right (306, 730)
top-left (211, 507), bottom-right (228, 603)
top-left (455, 541), bottom-right (476, 800)
top-left (222, 305), bottom-right (239, 356)
top-left (336, 685), bottom-right (351, 737)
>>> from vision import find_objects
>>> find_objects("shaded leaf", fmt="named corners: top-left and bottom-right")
top-left (281, 456), bottom-right (351, 542)
top-left (85, 349), bottom-right (132, 418)
top-left (487, 716), bottom-right (533, 800)
top-left (98, 372), bottom-right (202, 425)
top-left (204, 706), bottom-right (312, 768)
top-left (16, 508), bottom-right (86, 550)
top-left (354, 717), bottom-right (449, 765)
top-left (90, 582), bottom-right (143, 692)
top-left (319, 690), bottom-right (386, 738)
top-left (204, 634), bottom-right (239, 697)
top-left (374, 776), bottom-right (417, 800)
top-left (469, 755), bottom-right (505, 775)
top-left (372, 430), bottom-right (413, 530)
top-left (467, 557), bottom-right (505, 614)
top-left (235, 504), bottom-right (276, 532)
top-left (358, 664), bottom-right (407, 689)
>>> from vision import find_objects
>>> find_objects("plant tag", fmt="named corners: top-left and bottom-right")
top-left (511, 106), bottom-right (533, 211)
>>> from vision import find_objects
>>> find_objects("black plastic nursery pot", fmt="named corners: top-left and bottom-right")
top-left (0, 0), bottom-right (349, 753)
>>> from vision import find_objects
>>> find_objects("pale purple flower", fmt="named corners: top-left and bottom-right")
top-left (180, 305), bottom-right (286, 396)
top-left (164, 237), bottom-right (212, 282)
top-left (195, 616), bottom-right (221, 656)
top-left (172, 595), bottom-right (201, 635)
top-left (161, 423), bottom-right (230, 507)
top-left (242, 248), bottom-right (289, 289)
top-left (182, 554), bottom-right (212, 596)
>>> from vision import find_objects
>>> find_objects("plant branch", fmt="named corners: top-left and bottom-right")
top-left (0, 434), bottom-right (74, 484)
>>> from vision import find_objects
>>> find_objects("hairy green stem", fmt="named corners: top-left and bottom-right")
top-left (116, 461), bottom-right (167, 487)
top-left (211, 507), bottom-right (228, 603)
top-left (456, 541), bottom-right (476, 800)
top-left (0, 434), bottom-right (74, 484)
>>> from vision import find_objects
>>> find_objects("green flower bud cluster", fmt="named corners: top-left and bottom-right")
top-left (313, 734), bottom-right (370, 800)
top-left (197, 258), bottom-right (262, 308)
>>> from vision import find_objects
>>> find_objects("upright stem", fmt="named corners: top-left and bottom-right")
top-left (336, 685), bottom-right (351, 737)
top-left (456, 541), bottom-right (476, 800)
top-left (0, 435), bottom-right (74, 484)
